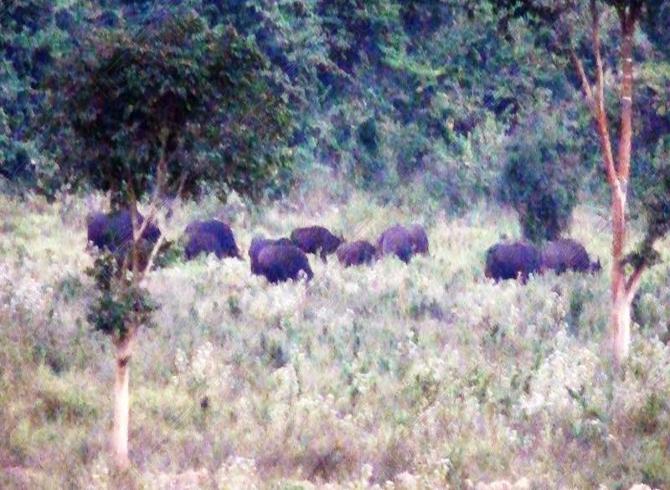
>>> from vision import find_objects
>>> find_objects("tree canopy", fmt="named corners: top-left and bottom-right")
top-left (42, 9), bottom-right (292, 205)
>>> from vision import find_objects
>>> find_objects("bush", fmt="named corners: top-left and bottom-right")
top-left (500, 111), bottom-right (583, 242)
top-left (641, 137), bottom-right (670, 244)
top-left (412, 115), bottom-right (506, 212)
top-left (355, 117), bottom-right (387, 188)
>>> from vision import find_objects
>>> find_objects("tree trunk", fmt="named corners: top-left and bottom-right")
top-left (608, 10), bottom-right (637, 367)
top-left (611, 289), bottom-right (632, 366)
top-left (112, 334), bottom-right (134, 470)
top-left (572, 2), bottom-right (644, 367)
top-left (610, 185), bottom-right (628, 367)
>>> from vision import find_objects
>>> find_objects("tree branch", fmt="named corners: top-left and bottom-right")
top-left (128, 192), bottom-right (141, 282)
top-left (589, 0), bottom-right (619, 190)
top-left (591, 0), bottom-right (605, 113)
top-left (615, 6), bottom-right (636, 184)
top-left (625, 262), bottom-right (645, 303)
top-left (143, 233), bottom-right (166, 279)
top-left (176, 172), bottom-right (188, 200)
top-left (113, 326), bottom-right (137, 361)
top-left (570, 49), bottom-right (596, 114)
top-left (155, 131), bottom-right (169, 201)
top-left (141, 170), bottom-right (188, 277)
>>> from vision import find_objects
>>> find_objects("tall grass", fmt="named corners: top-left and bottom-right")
top-left (1, 192), bottom-right (669, 489)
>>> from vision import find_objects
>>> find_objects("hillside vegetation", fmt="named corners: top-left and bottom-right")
top-left (2, 0), bottom-right (668, 205)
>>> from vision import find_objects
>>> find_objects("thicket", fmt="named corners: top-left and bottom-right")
top-left (500, 111), bottom-right (584, 242)
top-left (1, 1), bottom-right (669, 219)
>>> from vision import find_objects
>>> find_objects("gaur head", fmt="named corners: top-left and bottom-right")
top-left (407, 223), bottom-right (429, 255)
top-left (540, 238), bottom-right (596, 275)
top-left (322, 231), bottom-right (344, 256)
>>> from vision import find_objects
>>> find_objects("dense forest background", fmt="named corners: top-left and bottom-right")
top-left (2, 0), bottom-right (668, 212)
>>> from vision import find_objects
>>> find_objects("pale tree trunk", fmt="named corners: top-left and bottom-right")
top-left (610, 168), bottom-right (631, 365)
top-left (112, 333), bottom-right (135, 470)
top-left (611, 282), bottom-right (632, 364)
top-left (108, 147), bottom-right (179, 470)
top-left (111, 188), bottom-right (143, 470)
top-left (609, 7), bottom-right (639, 367)
top-left (570, 1), bottom-right (643, 367)
top-left (108, 187), bottom-right (165, 470)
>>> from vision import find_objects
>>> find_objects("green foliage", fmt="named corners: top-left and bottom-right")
top-left (316, 0), bottom-right (400, 75)
top-left (643, 1), bottom-right (670, 58)
top-left (0, 108), bottom-right (35, 187)
top-left (354, 117), bottom-right (386, 187)
top-left (0, 0), bottom-right (70, 193)
top-left (43, 9), bottom-right (293, 204)
top-left (85, 254), bottom-right (157, 338)
top-left (500, 111), bottom-right (583, 242)
top-left (34, 366), bottom-right (99, 423)
top-left (420, 115), bottom-right (508, 210)
top-left (0, 0), bottom-right (666, 210)
top-left (637, 138), bottom-right (670, 257)
top-left (634, 61), bottom-right (670, 156)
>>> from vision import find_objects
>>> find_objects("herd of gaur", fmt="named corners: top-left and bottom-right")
top-left (87, 209), bottom-right (601, 284)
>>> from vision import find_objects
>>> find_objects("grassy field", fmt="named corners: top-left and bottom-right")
top-left (1, 192), bottom-right (669, 489)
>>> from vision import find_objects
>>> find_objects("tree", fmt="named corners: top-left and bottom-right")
top-left (501, 111), bottom-right (583, 243)
top-left (491, 0), bottom-right (670, 366)
top-left (43, 10), bottom-right (292, 470)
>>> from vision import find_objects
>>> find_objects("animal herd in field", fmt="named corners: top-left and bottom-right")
top-left (87, 209), bottom-right (601, 284)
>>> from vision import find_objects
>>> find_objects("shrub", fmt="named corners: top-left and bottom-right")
top-left (500, 111), bottom-right (583, 242)
top-left (355, 116), bottom-right (387, 188)
top-left (641, 137), bottom-right (670, 245)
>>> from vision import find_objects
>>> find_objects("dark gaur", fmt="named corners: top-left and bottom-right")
top-left (377, 225), bottom-right (414, 263)
top-left (541, 238), bottom-right (601, 274)
top-left (485, 241), bottom-right (542, 283)
top-left (249, 236), bottom-right (293, 274)
top-left (184, 219), bottom-right (240, 260)
top-left (87, 209), bottom-right (160, 253)
top-left (290, 226), bottom-right (343, 260)
top-left (254, 244), bottom-right (313, 283)
top-left (86, 209), bottom-right (162, 272)
top-left (336, 240), bottom-right (377, 267)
